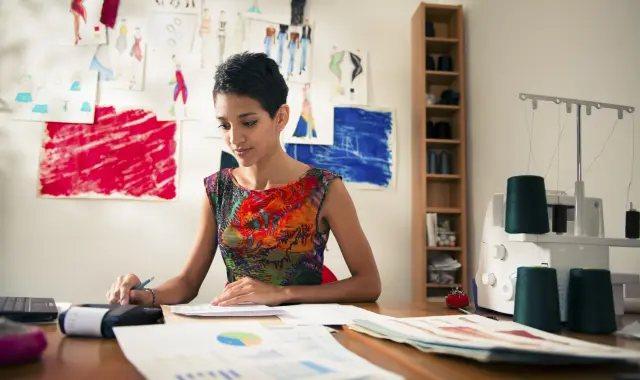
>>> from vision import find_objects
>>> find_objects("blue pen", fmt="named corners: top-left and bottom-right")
top-left (134, 276), bottom-right (154, 290)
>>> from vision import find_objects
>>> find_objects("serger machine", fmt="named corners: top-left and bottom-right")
top-left (475, 93), bottom-right (640, 321)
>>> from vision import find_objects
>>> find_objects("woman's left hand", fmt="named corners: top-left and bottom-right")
top-left (211, 277), bottom-right (287, 306)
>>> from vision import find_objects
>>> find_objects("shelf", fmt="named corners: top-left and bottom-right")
top-left (426, 174), bottom-right (460, 181)
top-left (426, 37), bottom-right (458, 54)
top-left (426, 139), bottom-right (460, 149)
top-left (426, 70), bottom-right (458, 85)
top-left (508, 234), bottom-right (640, 248)
top-left (426, 246), bottom-right (462, 251)
top-left (427, 283), bottom-right (462, 288)
top-left (426, 105), bottom-right (460, 117)
top-left (426, 207), bottom-right (461, 214)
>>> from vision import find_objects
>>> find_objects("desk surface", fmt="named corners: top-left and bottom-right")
top-left (2, 301), bottom-right (640, 380)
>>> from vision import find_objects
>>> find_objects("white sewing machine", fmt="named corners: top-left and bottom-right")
top-left (475, 191), bottom-right (640, 321)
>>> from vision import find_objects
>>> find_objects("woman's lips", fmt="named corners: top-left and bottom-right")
top-left (235, 148), bottom-right (251, 157)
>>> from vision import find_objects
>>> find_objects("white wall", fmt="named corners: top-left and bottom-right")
top-left (2, 0), bottom-right (640, 305)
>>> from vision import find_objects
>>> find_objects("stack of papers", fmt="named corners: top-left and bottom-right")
top-left (277, 304), bottom-right (390, 326)
top-left (113, 321), bottom-right (403, 379)
top-left (349, 314), bottom-right (640, 364)
top-left (169, 304), bottom-right (285, 317)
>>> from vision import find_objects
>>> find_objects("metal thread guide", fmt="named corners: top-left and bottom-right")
top-left (518, 93), bottom-right (635, 237)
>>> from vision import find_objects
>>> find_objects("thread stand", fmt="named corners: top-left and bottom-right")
top-left (519, 93), bottom-right (635, 237)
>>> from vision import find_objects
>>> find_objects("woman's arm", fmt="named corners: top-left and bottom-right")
top-left (212, 178), bottom-right (381, 306)
top-left (152, 193), bottom-right (218, 305)
top-left (111, 192), bottom-right (218, 307)
top-left (282, 178), bottom-right (381, 303)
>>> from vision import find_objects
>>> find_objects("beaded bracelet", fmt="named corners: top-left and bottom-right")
top-left (144, 288), bottom-right (156, 308)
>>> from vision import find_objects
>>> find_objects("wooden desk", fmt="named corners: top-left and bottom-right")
top-left (2, 302), bottom-right (640, 380)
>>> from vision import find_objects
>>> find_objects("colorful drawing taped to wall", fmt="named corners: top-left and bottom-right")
top-left (283, 83), bottom-right (333, 146)
top-left (65, 0), bottom-right (107, 46)
top-left (169, 55), bottom-right (189, 118)
top-left (285, 106), bottom-right (396, 190)
top-left (12, 70), bottom-right (98, 124)
top-left (328, 46), bottom-right (368, 105)
top-left (153, 0), bottom-right (201, 15)
top-left (246, 18), bottom-right (313, 83)
top-left (147, 11), bottom-right (198, 56)
top-left (38, 105), bottom-right (179, 201)
top-left (107, 17), bottom-right (147, 91)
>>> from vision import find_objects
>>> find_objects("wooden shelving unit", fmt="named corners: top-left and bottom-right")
top-left (411, 3), bottom-right (468, 302)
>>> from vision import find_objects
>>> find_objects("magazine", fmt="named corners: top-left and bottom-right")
top-left (349, 314), bottom-right (640, 364)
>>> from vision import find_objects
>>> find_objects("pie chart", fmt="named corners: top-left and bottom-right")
top-left (217, 331), bottom-right (262, 347)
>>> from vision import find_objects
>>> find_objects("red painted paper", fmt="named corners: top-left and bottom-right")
top-left (38, 105), bottom-right (178, 200)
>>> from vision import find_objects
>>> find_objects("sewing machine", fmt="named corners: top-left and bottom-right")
top-left (475, 192), bottom-right (640, 321)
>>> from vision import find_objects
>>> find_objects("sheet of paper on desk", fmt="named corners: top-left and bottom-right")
top-left (277, 304), bottom-right (391, 326)
top-left (350, 314), bottom-right (640, 364)
top-left (113, 321), bottom-right (403, 380)
top-left (169, 304), bottom-right (285, 317)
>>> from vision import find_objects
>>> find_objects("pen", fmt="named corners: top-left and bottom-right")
top-left (134, 276), bottom-right (154, 290)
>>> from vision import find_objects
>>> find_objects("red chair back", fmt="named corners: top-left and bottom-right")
top-left (321, 265), bottom-right (338, 284)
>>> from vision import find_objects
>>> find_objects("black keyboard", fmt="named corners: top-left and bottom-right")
top-left (0, 297), bottom-right (28, 313)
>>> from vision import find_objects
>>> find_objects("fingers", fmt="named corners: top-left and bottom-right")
top-left (128, 290), bottom-right (149, 306)
top-left (217, 293), bottom-right (253, 306)
top-left (212, 283), bottom-right (252, 305)
top-left (106, 274), bottom-right (140, 305)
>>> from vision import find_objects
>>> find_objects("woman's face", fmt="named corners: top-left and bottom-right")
top-left (215, 93), bottom-right (288, 167)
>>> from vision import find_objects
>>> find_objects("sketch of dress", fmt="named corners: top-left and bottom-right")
top-left (329, 47), bottom-right (345, 81)
top-left (130, 28), bottom-right (143, 62)
top-left (218, 11), bottom-right (227, 64)
top-left (116, 19), bottom-right (128, 54)
top-left (292, 85), bottom-right (317, 139)
top-left (248, 0), bottom-right (261, 13)
top-left (170, 55), bottom-right (188, 117)
top-left (264, 26), bottom-right (276, 57)
top-left (14, 75), bottom-right (33, 111)
top-left (349, 50), bottom-right (363, 100)
top-left (90, 44), bottom-right (114, 81)
top-left (276, 24), bottom-right (288, 68)
top-left (233, 12), bottom-right (245, 53)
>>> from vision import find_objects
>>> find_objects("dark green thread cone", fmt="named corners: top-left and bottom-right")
top-left (505, 175), bottom-right (550, 234)
top-left (514, 266), bottom-right (562, 333)
top-left (567, 268), bottom-right (617, 334)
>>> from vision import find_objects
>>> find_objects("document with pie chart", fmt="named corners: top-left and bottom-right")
top-left (113, 322), bottom-right (403, 379)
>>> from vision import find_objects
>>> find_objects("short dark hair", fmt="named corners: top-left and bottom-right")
top-left (213, 52), bottom-right (288, 118)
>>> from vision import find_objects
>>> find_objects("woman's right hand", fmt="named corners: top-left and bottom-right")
top-left (105, 274), bottom-right (152, 306)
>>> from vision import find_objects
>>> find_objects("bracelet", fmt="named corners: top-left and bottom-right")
top-left (144, 288), bottom-right (156, 308)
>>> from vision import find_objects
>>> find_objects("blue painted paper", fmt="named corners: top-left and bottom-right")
top-left (285, 106), bottom-right (394, 188)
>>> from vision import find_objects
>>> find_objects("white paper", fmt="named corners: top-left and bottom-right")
top-left (106, 2), bottom-right (149, 91)
top-left (147, 12), bottom-right (198, 57)
top-left (170, 303), bottom-right (285, 317)
top-left (277, 304), bottom-right (390, 326)
top-left (63, 307), bottom-right (109, 337)
top-left (12, 70), bottom-right (98, 124)
top-left (282, 82), bottom-right (335, 146)
top-left (113, 322), bottom-right (403, 379)
top-left (328, 47), bottom-right (368, 105)
top-left (59, 0), bottom-right (108, 46)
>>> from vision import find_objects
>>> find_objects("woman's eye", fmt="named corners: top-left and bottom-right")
top-left (218, 124), bottom-right (230, 130)
top-left (243, 120), bottom-right (257, 127)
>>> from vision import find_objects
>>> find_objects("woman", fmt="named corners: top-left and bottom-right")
top-left (105, 52), bottom-right (381, 307)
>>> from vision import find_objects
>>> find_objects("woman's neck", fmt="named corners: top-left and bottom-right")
top-left (241, 146), bottom-right (303, 190)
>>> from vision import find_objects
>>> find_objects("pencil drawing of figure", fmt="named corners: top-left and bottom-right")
top-left (349, 49), bottom-right (363, 101)
top-left (287, 30), bottom-right (300, 79)
top-left (218, 11), bottom-right (227, 64)
top-left (130, 28), bottom-right (143, 62)
top-left (264, 26), bottom-right (276, 57)
top-left (233, 12), bottom-right (245, 53)
top-left (199, 8), bottom-right (211, 68)
top-left (116, 19), bottom-right (127, 54)
top-left (70, 0), bottom-right (87, 45)
top-left (299, 18), bottom-right (311, 74)
top-left (276, 24), bottom-right (288, 68)
top-left (170, 54), bottom-right (188, 117)
top-left (185, 0), bottom-right (195, 8)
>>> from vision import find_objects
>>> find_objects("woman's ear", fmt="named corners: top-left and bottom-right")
top-left (275, 105), bottom-right (290, 132)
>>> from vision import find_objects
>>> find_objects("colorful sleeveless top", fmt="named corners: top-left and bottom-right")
top-left (204, 167), bottom-right (341, 286)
